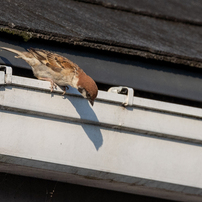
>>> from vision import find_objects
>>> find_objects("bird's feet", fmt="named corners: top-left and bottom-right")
top-left (62, 86), bottom-right (69, 95)
top-left (38, 77), bottom-right (57, 92)
top-left (50, 81), bottom-right (57, 92)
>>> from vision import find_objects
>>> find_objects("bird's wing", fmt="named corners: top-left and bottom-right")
top-left (28, 48), bottom-right (79, 73)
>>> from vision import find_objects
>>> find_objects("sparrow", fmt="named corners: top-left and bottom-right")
top-left (1, 47), bottom-right (98, 106)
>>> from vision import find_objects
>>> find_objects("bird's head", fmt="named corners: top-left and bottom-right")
top-left (77, 73), bottom-right (98, 106)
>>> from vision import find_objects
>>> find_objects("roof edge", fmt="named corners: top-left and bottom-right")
top-left (1, 23), bottom-right (202, 68)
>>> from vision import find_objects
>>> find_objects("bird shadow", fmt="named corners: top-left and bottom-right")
top-left (63, 94), bottom-right (103, 151)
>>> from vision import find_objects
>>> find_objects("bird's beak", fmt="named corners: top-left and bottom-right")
top-left (89, 100), bottom-right (94, 106)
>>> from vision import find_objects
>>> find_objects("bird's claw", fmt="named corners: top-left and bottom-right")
top-left (50, 82), bottom-right (57, 92)
top-left (62, 86), bottom-right (69, 95)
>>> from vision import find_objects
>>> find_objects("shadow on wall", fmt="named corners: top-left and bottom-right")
top-left (65, 95), bottom-right (103, 151)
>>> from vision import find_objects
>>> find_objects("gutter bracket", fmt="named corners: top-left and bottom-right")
top-left (108, 86), bottom-right (134, 106)
top-left (123, 87), bottom-right (134, 107)
top-left (0, 65), bottom-right (12, 84)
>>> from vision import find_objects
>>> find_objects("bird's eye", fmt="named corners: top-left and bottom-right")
top-left (78, 87), bottom-right (84, 94)
top-left (86, 91), bottom-right (91, 99)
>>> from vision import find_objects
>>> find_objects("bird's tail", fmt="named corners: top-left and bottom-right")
top-left (0, 47), bottom-right (24, 56)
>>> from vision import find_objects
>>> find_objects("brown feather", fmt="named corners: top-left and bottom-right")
top-left (46, 63), bottom-right (62, 72)
top-left (28, 48), bottom-right (46, 61)
top-left (28, 48), bottom-right (80, 73)
top-left (54, 55), bottom-right (80, 71)
top-left (46, 53), bottom-right (62, 69)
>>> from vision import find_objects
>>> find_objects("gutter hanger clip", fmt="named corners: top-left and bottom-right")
top-left (108, 86), bottom-right (134, 106)
top-left (0, 65), bottom-right (12, 84)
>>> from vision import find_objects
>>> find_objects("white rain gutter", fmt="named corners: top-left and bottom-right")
top-left (0, 66), bottom-right (202, 202)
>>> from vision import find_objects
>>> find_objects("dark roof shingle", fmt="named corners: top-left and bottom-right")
top-left (0, 0), bottom-right (202, 67)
